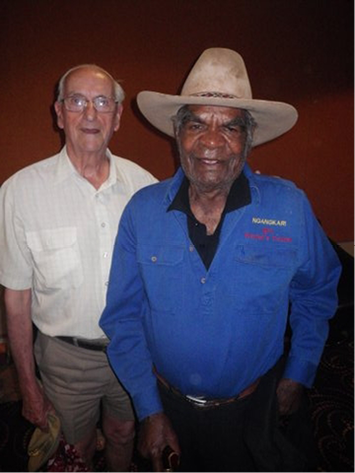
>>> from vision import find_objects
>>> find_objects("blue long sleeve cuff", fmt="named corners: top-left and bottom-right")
top-left (283, 355), bottom-right (319, 387)
top-left (132, 384), bottom-right (164, 421)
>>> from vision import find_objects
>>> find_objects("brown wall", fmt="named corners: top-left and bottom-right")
top-left (1, 0), bottom-right (353, 242)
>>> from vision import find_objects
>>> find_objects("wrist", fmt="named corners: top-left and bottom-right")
top-left (142, 411), bottom-right (164, 423)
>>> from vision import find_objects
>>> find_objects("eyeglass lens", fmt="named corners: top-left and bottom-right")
top-left (63, 95), bottom-right (116, 112)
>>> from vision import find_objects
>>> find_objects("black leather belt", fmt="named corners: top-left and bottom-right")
top-left (56, 336), bottom-right (108, 351)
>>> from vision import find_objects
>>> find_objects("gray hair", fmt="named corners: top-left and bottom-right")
top-left (56, 64), bottom-right (125, 104)
top-left (172, 105), bottom-right (256, 158)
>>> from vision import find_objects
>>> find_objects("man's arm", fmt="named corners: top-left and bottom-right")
top-left (5, 288), bottom-right (53, 428)
top-left (100, 198), bottom-right (181, 470)
top-left (281, 194), bottom-right (341, 410)
top-left (100, 201), bottom-right (164, 420)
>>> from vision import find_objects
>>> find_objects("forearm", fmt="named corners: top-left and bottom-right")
top-left (5, 288), bottom-right (37, 390)
top-left (5, 287), bottom-right (53, 428)
top-left (286, 201), bottom-right (341, 384)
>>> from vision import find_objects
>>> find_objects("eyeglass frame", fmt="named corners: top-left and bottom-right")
top-left (60, 94), bottom-right (120, 113)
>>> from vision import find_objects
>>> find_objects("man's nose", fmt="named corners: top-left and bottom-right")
top-left (83, 100), bottom-right (97, 119)
top-left (200, 128), bottom-right (224, 148)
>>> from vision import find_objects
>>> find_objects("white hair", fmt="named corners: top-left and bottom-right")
top-left (57, 64), bottom-right (125, 104)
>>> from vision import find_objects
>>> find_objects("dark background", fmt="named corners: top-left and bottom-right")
top-left (0, 0), bottom-right (353, 242)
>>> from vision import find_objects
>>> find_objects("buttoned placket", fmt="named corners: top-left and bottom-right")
top-left (186, 239), bottom-right (213, 317)
top-left (172, 210), bottom-right (214, 317)
top-left (94, 192), bottom-right (112, 291)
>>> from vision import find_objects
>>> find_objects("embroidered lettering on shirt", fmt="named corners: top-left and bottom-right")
top-left (252, 217), bottom-right (287, 226)
top-left (245, 226), bottom-right (292, 243)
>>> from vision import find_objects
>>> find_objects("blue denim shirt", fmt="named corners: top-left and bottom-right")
top-left (100, 165), bottom-right (341, 421)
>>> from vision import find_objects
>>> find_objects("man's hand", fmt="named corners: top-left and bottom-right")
top-left (21, 378), bottom-right (55, 430)
top-left (276, 378), bottom-right (304, 416)
top-left (138, 412), bottom-right (180, 472)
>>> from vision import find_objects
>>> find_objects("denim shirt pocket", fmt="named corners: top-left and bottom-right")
top-left (233, 244), bottom-right (297, 314)
top-left (26, 227), bottom-right (83, 291)
top-left (137, 245), bottom-right (185, 313)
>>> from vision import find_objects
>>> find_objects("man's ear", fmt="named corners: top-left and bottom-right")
top-left (113, 104), bottom-right (124, 132)
top-left (54, 101), bottom-right (64, 130)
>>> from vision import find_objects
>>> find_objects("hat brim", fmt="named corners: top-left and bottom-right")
top-left (28, 413), bottom-right (61, 472)
top-left (137, 91), bottom-right (298, 147)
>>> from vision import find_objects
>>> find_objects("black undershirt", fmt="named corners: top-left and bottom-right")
top-left (168, 172), bottom-right (251, 269)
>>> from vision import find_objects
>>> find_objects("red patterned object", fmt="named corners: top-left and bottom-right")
top-left (47, 435), bottom-right (89, 472)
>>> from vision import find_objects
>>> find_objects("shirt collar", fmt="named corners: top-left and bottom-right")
top-left (168, 170), bottom-right (251, 215)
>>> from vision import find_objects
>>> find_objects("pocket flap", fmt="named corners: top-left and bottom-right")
top-left (137, 245), bottom-right (184, 265)
top-left (26, 227), bottom-right (77, 251)
top-left (235, 244), bottom-right (297, 268)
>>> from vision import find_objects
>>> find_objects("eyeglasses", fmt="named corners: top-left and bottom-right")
top-left (61, 94), bottom-right (118, 113)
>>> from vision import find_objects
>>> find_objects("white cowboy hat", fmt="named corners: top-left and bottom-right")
top-left (137, 48), bottom-right (298, 147)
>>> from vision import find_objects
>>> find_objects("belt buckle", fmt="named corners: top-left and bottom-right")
top-left (185, 395), bottom-right (208, 407)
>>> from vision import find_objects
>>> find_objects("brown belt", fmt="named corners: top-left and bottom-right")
top-left (155, 370), bottom-right (260, 409)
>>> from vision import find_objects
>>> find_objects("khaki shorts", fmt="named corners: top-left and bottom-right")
top-left (34, 331), bottom-right (135, 444)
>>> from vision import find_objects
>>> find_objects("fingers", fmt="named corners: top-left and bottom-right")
top-left (22, 390), bottom-right (55, 430)
top-left (22, 406), bottom-right (49, 430)
top-left (138, 412), bottom-right (181, 471)
top-left (162, 445), bottom-right (180, 471)
top-left (151, 453), bottom-right (163, 472)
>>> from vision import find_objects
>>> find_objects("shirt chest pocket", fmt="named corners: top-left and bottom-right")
top-left (233, 244), bottom-right (297, 314)
top-left (26, 227), bottom-right (83, 290)
top-left (137, 245), bottom-right (185, 313)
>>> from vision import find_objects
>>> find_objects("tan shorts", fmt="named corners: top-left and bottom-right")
top-left (34, 331), bottom-right (135, 444)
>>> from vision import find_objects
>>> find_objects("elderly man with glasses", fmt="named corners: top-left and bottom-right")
top-left (0, 64), bottom-right (157, 471)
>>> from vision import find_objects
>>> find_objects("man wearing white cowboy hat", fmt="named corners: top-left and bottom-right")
top-left (100, 48), bottom-right (341, 471)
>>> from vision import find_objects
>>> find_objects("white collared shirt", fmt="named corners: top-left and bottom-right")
top-left (0, 147), bottom-right (157, 338)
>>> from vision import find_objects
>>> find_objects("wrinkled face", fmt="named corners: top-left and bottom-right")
top-left (176, 105), bottom-right (248, 193)
top-left (54, 67), bottom-right (122, 157)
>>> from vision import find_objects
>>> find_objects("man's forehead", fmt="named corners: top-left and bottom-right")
top-left (186, 104), bottom-right (245, 119)
top-left (65, 67), bottom-right (113, 93)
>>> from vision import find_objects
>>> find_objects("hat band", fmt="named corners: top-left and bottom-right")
top-left (190, 91), bottom-right (239, 99)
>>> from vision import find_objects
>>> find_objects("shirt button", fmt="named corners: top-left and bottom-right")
top-left (101, 222), bottom-right (106, 228)
top-left (103, 252), bottom-right (109, 258)
top-left (189, 245), bottom-right (194, 252)
top-left (201, 277), bottom-right (206, 284)
top-left (105, 281), bottom-right (109, 286)
top-left (151, 256), bottom-right (157, 262)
